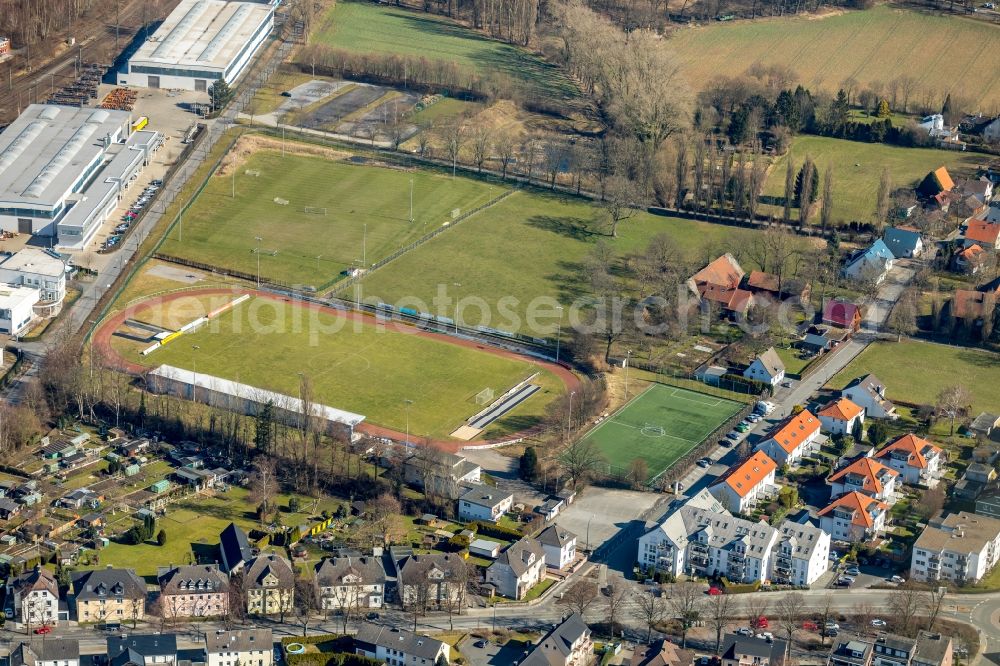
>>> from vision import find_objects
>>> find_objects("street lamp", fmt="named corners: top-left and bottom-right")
top-left (191, 345), bottom-right (200, 402)
top-left (624, 350), bottom-right (632, 401)
top-left (254, 236), bottom-right (263, 287)
top-left (404, 399), bottom-right (414, 447)
top-left (555, 305), bottom-right (563, 364)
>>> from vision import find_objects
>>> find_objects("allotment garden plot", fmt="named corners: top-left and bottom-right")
top-left (582, 383), bottom-right (742, 483)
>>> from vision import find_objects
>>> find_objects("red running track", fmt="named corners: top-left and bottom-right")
top-left (92, 287), bottom-right (580, 453)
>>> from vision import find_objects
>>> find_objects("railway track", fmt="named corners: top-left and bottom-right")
top-left (0, 0), bottom-right (182, 124)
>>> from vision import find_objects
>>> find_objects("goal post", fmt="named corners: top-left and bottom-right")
top-left (475, 387), bottom-right (495, 405)
top-left (303, 206), bottom-right (328, 215)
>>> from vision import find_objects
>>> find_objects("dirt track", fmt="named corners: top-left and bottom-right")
top-left (92, 287), bottom-right (580, 452)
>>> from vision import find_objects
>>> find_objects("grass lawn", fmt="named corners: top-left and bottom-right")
top-left (359, 188), bottom-right (805, 334)
top-left (762, 135), bottom-right (987, 225)
top-left (409, 97), bottom-right (482, 125)
top-left (826, 340), bottom-right (1000, 414)
top-left (774, 346), bottom-right (813, 377)
top-left (668, 5), bottom-right (1000, 108)
top-left (158, 150), bottom-right (500, 288)
top-left (122, 296), bottom-right (564, 439)
top-left (580, 383), bottom-right (742, 482)
top-left (312, 2), bottom-right (577, 103)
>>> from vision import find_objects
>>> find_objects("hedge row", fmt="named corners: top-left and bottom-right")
top-left (286, 653), bottom-right (381, 666)
top-left (281, 634), bottom-right (343, 646)
top-left (469, 521), bottom-right (522, 540)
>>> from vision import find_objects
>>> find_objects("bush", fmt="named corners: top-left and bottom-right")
top-left (469, 521), bottom-right (522, 540)
top-left (720, 579), bottom-right (761, 594)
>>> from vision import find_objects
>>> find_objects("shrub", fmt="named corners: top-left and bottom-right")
top-left (469, 521), bottom-right (522, 540)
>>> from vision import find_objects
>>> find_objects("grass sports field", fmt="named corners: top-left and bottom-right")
top-left (582, 384), bottom-right (742, 483)
top-left (359, 188), bottom-right (813, 333)
top-left (668, 6), bottom-right (1000, 108)
top-left (119, 296), bottom-right (563, 439)
top-left (762, 136), bottom-right (986, 225)
top-left (826, 340), bottom-right (1000, 415)
top-left (158, 149), bottom-right (498, 288)
top-left (312, 2), bottom-right (577, 102)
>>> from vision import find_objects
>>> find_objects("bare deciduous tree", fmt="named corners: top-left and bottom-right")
top-left (630, 586), bottom-right (670, 641)
top-left (667, 581), bottom-right (703, 648)
top-left (562, 579), bottom-right (599, 616)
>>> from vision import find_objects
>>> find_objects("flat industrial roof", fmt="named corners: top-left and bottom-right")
top-left (0, 248), bottom-right (66, 278)
top-left (130, 0), bottom-right (273, 72)
top-left (0, 104), bottom-right (132, 208)
top-left (150, 364), bottom-right (366, 427)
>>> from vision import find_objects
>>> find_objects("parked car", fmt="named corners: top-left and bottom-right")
top-left (474, 640), bottom-right (488, 649)
top-left (34, 626), bottom-right (52, 635)
top-left (726, 431), bottom-right (741, 440)
top-left (735, 627), bottom-right (753, 637)
top-left (890, 575), bottom-right (906, 584)
top-left (825, 622), bottom-right (840, 631)
top-left (736, 424), bottom-right (751, 433)
top-left (756, 616), bottom-right (769, 629)
top-left (802, 621), bottom-right (819, 631)
top-left (697, 458), bottom-right (712, 468)
top-left (707, 586), bottom-right (723, 595)
top-left (718, 438), bottom-right (732, 447)
top-left (845, 567), bottom-right (861, 576)
top-left (871, 619), bottom-right (887, 627)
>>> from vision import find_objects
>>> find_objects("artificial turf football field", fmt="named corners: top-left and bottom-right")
top-left (126, 297), bottom-right (563, 439)
top-left (583, 383), bottom-right (742, 482)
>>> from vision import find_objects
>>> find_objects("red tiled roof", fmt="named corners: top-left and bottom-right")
top-left (933, 166), bottom-right (955, 192)
top-left (766, 410), bottom-right (820, 454)
top-left (691, 254), bottom-right (744, 290)
top-left (818, 398), bottom-right (864, 422)
top-left (746, 270), bottom-right (780, 293)
top-left (823, 300), bottom-right (860, 328)
top-left (875, 434), bottom-right (943, 470)
top-left (715, 451), bottom-right (778, 499)
top-left (818, 491), bottom-right (888, 528)
top-left (828, 458), bottom-right (898, 496)
top-left (953, 289), bottom-right (989, 320)
top-left (966, 221), bottom-right (1000, 245)
top-left (958, 244), bottom-right (986, 261)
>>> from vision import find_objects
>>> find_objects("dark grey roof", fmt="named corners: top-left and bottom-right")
top-left (354, 622), bottom-right (447, 661)
top-left (108, 635), bottom-right (178, 660)
top-left (158, 564), bottom-right (229, 595)
top-left (537, 525), bottom-right (577, 548)
top-left (71, 568), bottom-right (146, 601)
top-left (314, 556), bottom-right (386, 588)
top-left (720, 634), bottom-right (787, 661)
top-left (10, 639), bottom-right (80, 666)
top-left (204, 629), bottom-right (272, 654)
top-left (397, 553), bottom-right (466, 584)
top-left (459, 483), bottom-right (513, 509)
top-left (491, 537), bottom-right (545, 578)
top-left (218, 522), bottom-right (252, 573)
top-left (914, 631), bottom-right (952, 665)
top-left (244, 553), bottom-right (295, 590)
top-left (520, 613), bottom-right (590, 666)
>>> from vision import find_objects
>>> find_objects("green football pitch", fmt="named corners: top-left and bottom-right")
top-left (583, 384), bottom-right (742, 482)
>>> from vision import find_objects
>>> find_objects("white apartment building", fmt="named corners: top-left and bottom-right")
top-left (537, 524), bottom-right (577, 570)
top-left (770, 520), bottom-right (830, 586)
top-left (486, 537), bottom-right (546, 600)
top-left (911, 511), bottom-right (1000, 584)
top-left (8, 566), bottom-right (59, 627)
top-left (755, 409), bottom-right (822, 467)
top-left (818, 491), bottom-right (889, 543)
top-left (875, 434), bottom-right (944, 487)
top-left (828, 456), bottom-right (899, 504)
top-left (638, 506), bottom-right (778, 583)
top-left (313, 556), bottom-right (385, 610)
top-left (204, 629), bottom-right (272, 666)
top-left (709, 451), bottom-right (779, 514)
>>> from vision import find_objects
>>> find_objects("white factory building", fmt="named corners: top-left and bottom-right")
top-left (119, 0), bottom-right (274, 92)
top-left (0, 104), bottom-right (160, 248)
top-left (0, 285), bottom-right (41, 337)
top-left (0, 248), bottom-right (69, 317)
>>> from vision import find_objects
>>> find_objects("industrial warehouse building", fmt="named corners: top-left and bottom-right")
top-left (0, 104), bottom-right (160, 248)
top-left (119, 0), bottom-right (274, 92)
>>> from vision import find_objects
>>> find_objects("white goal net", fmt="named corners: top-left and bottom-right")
top-left (475, 387), bottom-right (495, 405)
top-left (304, 206), bottom-right (328, 215)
